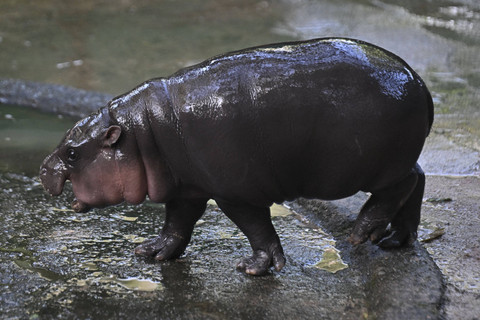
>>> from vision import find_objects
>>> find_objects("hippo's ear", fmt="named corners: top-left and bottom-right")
top-left (103, 125), bottom-right (122, 147)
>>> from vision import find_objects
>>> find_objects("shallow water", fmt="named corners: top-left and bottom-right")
top-left (0, 0), bottom-right (293, 94)
top-left (0, 105), bottom-right (75, 175)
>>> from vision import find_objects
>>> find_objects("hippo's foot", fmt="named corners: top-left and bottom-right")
top-left (215, 200), bottom-right (286, 276)
top-left (349, 164), bottom-right (425, 248)
top-left (376, 228), bottom-right (417, 248)
top-left (134, 233), bottom-right (189, 261)
top-left (135, 199), bottom-right (207, 261)
top-left (237, 246), bottom-right (286, 276)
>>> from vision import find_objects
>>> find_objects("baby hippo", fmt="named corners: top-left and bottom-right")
top-left (40, 38), bottom-right (433, 275)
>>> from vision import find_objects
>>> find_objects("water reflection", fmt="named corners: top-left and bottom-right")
top-left (0, 173), bottom-right (359, 318)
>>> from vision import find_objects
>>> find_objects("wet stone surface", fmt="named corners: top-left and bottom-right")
top-left (421, 175), bottom-right (480, 320)
top-left (0, 173), bottom-right (443, 319)
top-left (2, 0), bottom-right (479, 318)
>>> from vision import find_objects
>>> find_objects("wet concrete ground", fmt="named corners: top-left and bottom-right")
top-left (1, 0), bottom-right (480, 319)
top-left (421, 175), bottom-right (480, 319)
top-left (0, 172), bottom-right (443, 319)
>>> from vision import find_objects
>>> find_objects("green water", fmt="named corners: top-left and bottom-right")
top-left (0, 105), bottom-right (75, 175)
top-left (0, 0), bottom-right (293, 95)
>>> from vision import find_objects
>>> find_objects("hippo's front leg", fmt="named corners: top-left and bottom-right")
top-left (216, 200), bottom-right (286, 276)
top-left (135, 199), bottom-right (207, 260)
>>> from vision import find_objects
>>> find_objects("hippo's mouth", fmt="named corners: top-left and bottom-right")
top-left (39, 167), bottom-right (66, 197)
top-left (39, 153), bottom-right (69, 197)
top-left (71, 198), bottom-right (91, 213)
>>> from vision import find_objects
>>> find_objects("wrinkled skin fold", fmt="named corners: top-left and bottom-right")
top-left (40, 38), bottom-right (433, 276)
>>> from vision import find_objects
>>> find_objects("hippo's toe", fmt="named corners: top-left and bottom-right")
top-left (236, 248), bottom-right (286, 276)
top-left (134, 233), bottom-right (189, 261)
top-left (377, 229), bottom-right (417, 248)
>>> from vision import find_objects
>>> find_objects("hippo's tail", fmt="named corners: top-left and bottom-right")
top-left (406, 63), bottom-right (434, 137)
top-left (423, 81), bottom-right (434, 137)
top-left (413, 74), bottom-right (434, 137)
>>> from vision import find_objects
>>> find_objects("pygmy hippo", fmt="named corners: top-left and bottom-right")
top-left (40, 38), bottom-right (433, 275)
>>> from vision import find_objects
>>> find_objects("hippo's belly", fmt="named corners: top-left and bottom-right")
top-left (173, 81), bottom-right (427, 205)
top-left (154, 39), bottom-right (430, 206)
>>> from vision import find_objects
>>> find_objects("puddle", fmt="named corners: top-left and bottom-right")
top-left (0, 173), bottom-right (358, 318)
top-left (14, 258), bottom-right (66, 281)
top-left (110, 276), bottom-right (163, 292)
top-left (70, 274), bottom-right (163, 293)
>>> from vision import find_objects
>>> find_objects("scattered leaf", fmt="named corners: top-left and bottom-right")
top-left (115, 277), bottom-right (163, 292)
top-left (123, 234), bottom-right (145, 243)
top-left (419, 222), bottom-right (445, 242)
top-left (195, 219), bottom-right (206, 226)
top-left (207, 199), bottom-right (218, 206)
top-left (270, 204), bottom-right (293, 217)
top-left (111, 214), bottom-right (138, 222)
top-left (81, 262), bottom-right (98, 271)
top-left (51, 207), bottom-right (74, 212)
top-left (313, 247), bottom-right (348, 273)
top-left (425, 197), bottom-right (452, 204)
top-left (120, 215), bottom-right (138, 222)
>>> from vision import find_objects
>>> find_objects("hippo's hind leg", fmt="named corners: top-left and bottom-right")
top-left (134, 199), bottom-right (207, 260)
top-left (378, 164), bottom-right (425, 247)
top-left (349, 164), bottom-right (425, 248)
top-left (216, 200), bottom-right (286, 276)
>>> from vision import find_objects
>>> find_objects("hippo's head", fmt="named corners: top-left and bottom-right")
top-left (40, 108), bottom-right (148, 212)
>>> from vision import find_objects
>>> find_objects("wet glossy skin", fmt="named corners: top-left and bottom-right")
top-left (40, 38), bottom-right (433, 275)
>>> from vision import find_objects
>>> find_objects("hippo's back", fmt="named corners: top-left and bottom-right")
top-left (159, 38), bottom-right (432, 206)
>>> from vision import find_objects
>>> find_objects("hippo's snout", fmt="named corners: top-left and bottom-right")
top-left (39, 153), bottom-right (67, 196)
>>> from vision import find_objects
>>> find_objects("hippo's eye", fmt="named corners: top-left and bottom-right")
top-left (67, 148), bottom-right (78, 162)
